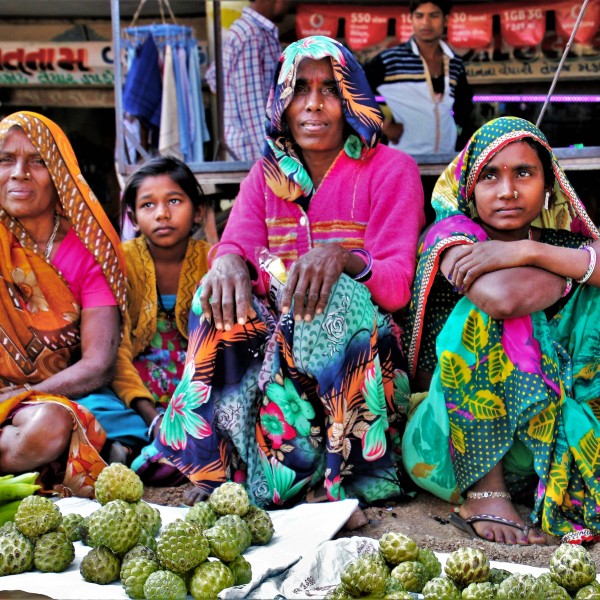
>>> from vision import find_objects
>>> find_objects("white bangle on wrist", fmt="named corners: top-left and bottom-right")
top-left (147, 410), bottom-right (165, 439)
top-left (576, 245), bottom-right (596, 284)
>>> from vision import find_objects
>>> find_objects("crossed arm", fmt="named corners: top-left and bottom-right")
top-left (441, 239), bottom-right (600, 319)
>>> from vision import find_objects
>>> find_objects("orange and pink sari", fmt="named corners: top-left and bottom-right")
top-left (0, 111), bottom-right (127, 497)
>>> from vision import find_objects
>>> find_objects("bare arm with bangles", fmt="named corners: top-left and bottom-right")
top-left (200, 242), bottom-right (374, 330)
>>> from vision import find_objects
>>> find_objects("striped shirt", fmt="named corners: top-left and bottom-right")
top-left (365, 38), bottom-right (473, 154)
top-left (206, 8), bottom-right (281, 162)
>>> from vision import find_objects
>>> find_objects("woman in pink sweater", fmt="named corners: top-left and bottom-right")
top-left (147, 36), bottom-right (425, 517)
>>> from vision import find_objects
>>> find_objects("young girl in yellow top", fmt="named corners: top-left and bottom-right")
top-left (111, 156), bottom-right (210, 480)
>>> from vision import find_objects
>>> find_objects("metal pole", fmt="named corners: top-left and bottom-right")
top-left (111, 0), bottom-right (127, 173)
top-left (536, 0), bottom-right (591, 128)
top-left (213, 0), bottom-right (227, 160)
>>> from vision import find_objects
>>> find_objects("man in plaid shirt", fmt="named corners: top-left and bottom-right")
top-left (207, 0), bottom-right (291, 162)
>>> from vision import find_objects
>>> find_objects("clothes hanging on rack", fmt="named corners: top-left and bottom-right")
top-left (187, 40), bottom-right (206, 163)
top-left (173, 45), bottom-right (192, 160)
top-left (122, 23), bottom-right (210, 163)
top-left (159, 43), bottom-right (181, 158)
top-left (122, 34), bottom-right (162, 130)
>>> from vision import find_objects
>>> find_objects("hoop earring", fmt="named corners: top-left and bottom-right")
top-left (544, 191), bottom-right (550, 210)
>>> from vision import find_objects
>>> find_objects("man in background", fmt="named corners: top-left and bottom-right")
top-left (365, 0), bottom-right (473, 155)
top-left (206, 0), bottom-right (291, 162)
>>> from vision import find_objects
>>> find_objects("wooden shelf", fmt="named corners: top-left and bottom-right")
top-left (119, 146), bottom-right (599, 188)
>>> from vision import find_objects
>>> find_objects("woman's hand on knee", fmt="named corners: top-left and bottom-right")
top-left (281, 245), bottom-right (347, 322)
top-left (200, 254), bottom-right (255, 331)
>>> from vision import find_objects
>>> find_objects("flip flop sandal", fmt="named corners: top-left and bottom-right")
top-left (449, 512), bottom-right (526, 540)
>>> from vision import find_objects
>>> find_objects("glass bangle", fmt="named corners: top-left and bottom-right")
top-left (349, 248), bottom-right (373, 282)
top-left (576, 245), bottom-right (596, 284)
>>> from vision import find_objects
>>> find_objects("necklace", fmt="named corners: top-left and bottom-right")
top-left (35, 213), bottom-right (61, 259)
top-left (528, 228), bottom-right (533, 240)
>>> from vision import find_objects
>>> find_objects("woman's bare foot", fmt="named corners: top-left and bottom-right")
top-left (183, 486), bottom-right (211, 506)
top-left (342, 507), bottom-right (369, 531)
top-left (457, 495), bottom-right (546, 545)
top-left (457, 463), bottom-right (546, 545)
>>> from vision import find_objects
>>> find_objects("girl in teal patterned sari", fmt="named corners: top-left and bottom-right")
top-left (404, 116), bottom-right (600, 545)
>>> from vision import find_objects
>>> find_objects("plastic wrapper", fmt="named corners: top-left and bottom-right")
top-left (258, 247), bottom-right (288, 311)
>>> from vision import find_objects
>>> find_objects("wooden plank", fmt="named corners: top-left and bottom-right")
top-left (121, 146), bottom-right (600, 185)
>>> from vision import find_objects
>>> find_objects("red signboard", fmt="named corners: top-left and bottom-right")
top-left (296, 4), bottom-right (339, 39)
top-left (500, 7), bottom-right (546, 47)
top-left (555, 0), bottom-right (600, 43)
top-left (346, 8), bottom-right (390, 50)
top-left (394, 8), bottom-right (413, 43)
top-left (447, 5), bottom-right (493, 48)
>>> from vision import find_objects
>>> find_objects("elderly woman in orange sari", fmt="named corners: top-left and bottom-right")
top-left (0, 111), bottom-right (127, 497)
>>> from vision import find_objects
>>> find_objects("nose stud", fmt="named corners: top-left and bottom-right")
top-left (25, 172), bottom-right (31, 179)
top-left (318, 103), bottom-right (323, 110)
top-left (513, 190), bottom-right (518, 199)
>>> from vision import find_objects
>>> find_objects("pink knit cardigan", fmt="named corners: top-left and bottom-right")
top-left (215, 144), bottom-right (425, 313)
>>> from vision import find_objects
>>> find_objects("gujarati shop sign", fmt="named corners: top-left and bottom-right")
top-left (0, 42), bottom-right (113, 86)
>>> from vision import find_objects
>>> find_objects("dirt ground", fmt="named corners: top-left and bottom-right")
top-left (142, 483), bottom-right (600, 571)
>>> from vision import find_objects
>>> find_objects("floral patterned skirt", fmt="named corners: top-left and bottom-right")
top-left (133, 310), bottom-right (187, 408)
top-left (151, 274), bottom-right (415, 507)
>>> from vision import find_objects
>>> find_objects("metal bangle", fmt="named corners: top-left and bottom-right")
top-left (576, 245), bottom-right (596, 284)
